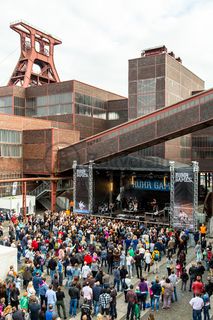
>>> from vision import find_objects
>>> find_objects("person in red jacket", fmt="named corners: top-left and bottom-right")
top-left (84, 253), bottom-right (93, 266)
top-left (32, 238), bottom-right (39, 251)
top-left (192, 276), bottom-right (204, 296)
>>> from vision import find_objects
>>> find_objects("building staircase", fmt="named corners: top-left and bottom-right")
top-left (29, 180), bottom-right (72, 211)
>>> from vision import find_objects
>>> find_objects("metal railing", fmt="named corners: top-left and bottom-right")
top-left (29, 181), bottom-right (50, 198)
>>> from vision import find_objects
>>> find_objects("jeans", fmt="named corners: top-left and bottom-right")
top-left (108, 263), bottom-right (113, 274)
top-left (58, 272), bottom-right (63, 286)
top-left (144, 263), bottom-right (150, 273)
top-left (173, 287), bottom-right (178, 301)
top-left (66, 275), bottom-right (73, 287)
top-left (151, 295), bottom-right (160, 311)
top-left (94, 300), bottom-right (100, 316)
top-left (193, 309), bottom-right (202, 320)
top-left (114, 279), bottom-right (120, 292)
top-left (110, 303), bottom-right (117, 320)
top-left (121, 279), bottom-right (126, 291)
top-left (17, 251), bottom-right (21, 263)
top-left (203, 305), bottom-right (210, 320)
top-left (181, 281), bottom-right (187, 291)
top-left (127, 265), bottom-right (133, 278)
top-left (50, 269), bottom-right (56, 280)
top-left (70, 298), bottom-right (78, 316)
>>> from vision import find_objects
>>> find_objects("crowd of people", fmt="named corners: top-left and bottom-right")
top-left (0, 211), bottom-right (212, 320)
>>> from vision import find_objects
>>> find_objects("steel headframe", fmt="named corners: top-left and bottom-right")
top-left (8, 21), bottom-right (62, 87)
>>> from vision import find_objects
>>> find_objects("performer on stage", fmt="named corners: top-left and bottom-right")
top-left (150, 198), bottom-right (158, 212)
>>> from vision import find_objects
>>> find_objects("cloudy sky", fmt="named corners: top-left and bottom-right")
top-left (0, 0), bottom-right (212, 96)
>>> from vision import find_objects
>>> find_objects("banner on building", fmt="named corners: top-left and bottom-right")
top-left (173, 167), bottom-right (194, 230)
top-left (74, 166), bottom-right (90, 214)
top-left (12, 182), bottom-right (18, 196)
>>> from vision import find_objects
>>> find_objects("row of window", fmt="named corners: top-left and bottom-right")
top-left (192, 136), bottom-right (213, 148)
top-left (26, 104), bottom-right (72, 117)
top-left (26, 93), bottom-right (72, 108)
top-left (192, 150), bottom-right (213, 159)
top-left (0, 96), bottom-right (12, 108)
top-left (0, 145), bottom-right (22, 158)
top-left (0, 107), bottom-right (12, 114)
top-left (108, 112), bottom-right (120, 120)
top-left (0, 96), bottom-right (25, 116)
top-left (75, 104), bottom-right (107, 119)
top-left (0, 129), bottom-right (22, 158)
top-left (0, 130), bottom-right (22, 144)
top-left (75, 93), bottom-right (106, 109)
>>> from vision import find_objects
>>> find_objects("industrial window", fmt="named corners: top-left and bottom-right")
top-left (0, 145), bottom-right (22, 157)
top-left (14, 97), bottom-right (25, 107)
top-left (76, 104), bottom-right (92, 116)
top-left (108, 112), bottom-right (120, 120)
top-left (0, 130), bottom-right (22, 158)
top-left (0, 96), bottom-right (12, 114)
top-left (0, 96), bottom-right (12, 107)
top-left (49, 93), bottom-right (72, 105)
top-left (75, 93), bottom-right (105, 109)
top-left (37, 107), bottom-right (47, 116)
top-left (37, 96), bottom-right (48, 106)
top-left (26, 97), bottom-right (36, 108)
top-left (138, 94), bottom-right (156, 109)
top-left (0, 130), bottom-right (22, 144)
top-left (137, 78), bottom-right (156, 95)
top-left (26, 93), bottom-right (73, 116)
top-left (93, 108), bottom-right (106, 119)
top-left (14, 107), bottom-right (25, 116)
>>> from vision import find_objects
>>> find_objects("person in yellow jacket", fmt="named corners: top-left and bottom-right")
top-left (152, 249), bottom-right (160, 274)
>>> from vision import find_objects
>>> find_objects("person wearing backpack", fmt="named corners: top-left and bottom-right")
top-left (152, 249), bottom-right (160, 274)
top-left (202, 289), bottom-right (210, 320)
top-left (81, 298), bottom-right (92, 320)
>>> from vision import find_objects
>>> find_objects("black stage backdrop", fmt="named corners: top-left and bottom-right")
top-left (173, 167), bottom-right (194, 230)
top-left (74, 166), bottom-right (89, 214)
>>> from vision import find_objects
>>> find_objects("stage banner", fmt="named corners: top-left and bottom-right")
top-left (173, 167), bottom-right (194, 229)
top-left (74, 166), bottom-right (90, 214)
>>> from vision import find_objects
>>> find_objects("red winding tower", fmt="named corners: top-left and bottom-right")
top-left (8, 21), bottom-right (62, 87)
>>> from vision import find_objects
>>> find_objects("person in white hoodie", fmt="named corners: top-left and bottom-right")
top-left (144, 250), bottom-right (152, 273)
top-left (81, 262), bottom-right (91, 280)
